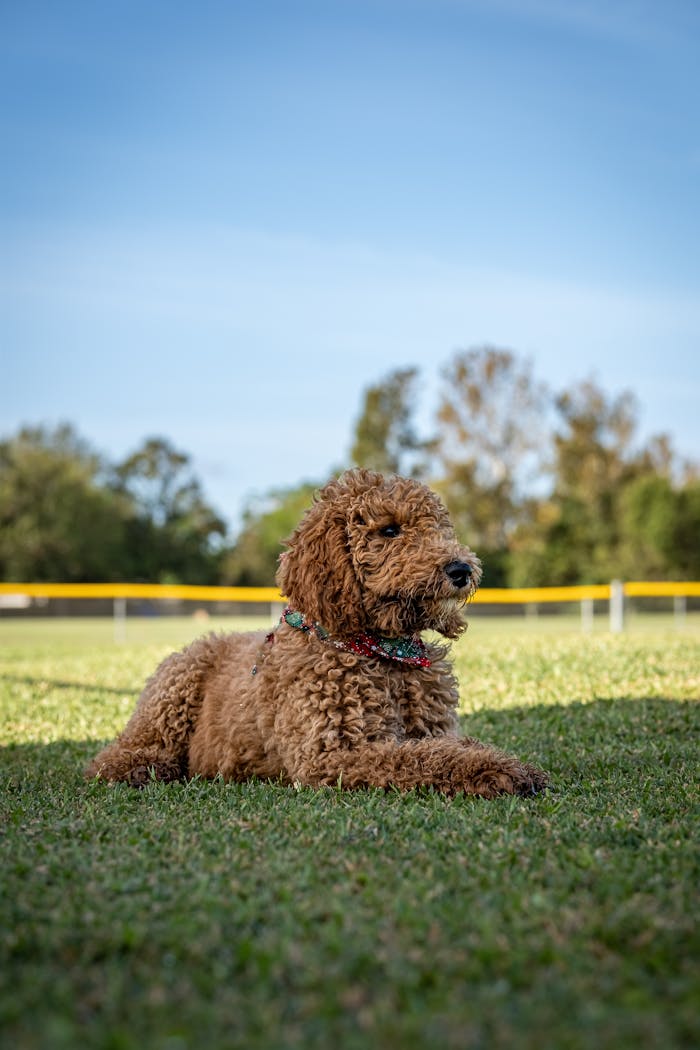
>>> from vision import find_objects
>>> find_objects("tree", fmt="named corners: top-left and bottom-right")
top-left (221, 481), bottom-right (319, 586)
top-left (434, 347), bottom-right (548, 582)
top-left (0, 426), bottom-right (229, 585)
top-left (0, 424), bottom-right (129, 581)
top-left (675, 481), bottom-right (700, 579)
top-left (620, 474), bottom-right (700, 581)
top-left (508, 378), bottom-right (694, 585)
top-left (551, 381), bottom-right (640, 500)
top-left (350, 367), bottom-right (432, 478)
top-left (112, 437), bottom-right (227, 583)
top-left (548, 381), bottom-right (660, 582)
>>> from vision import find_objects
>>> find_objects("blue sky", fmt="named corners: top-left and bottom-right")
top-left (2, 0), bottom-right (699, 529)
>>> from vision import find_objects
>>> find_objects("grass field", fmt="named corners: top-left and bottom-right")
top-left (1, 615), bottom-right (699, 1050)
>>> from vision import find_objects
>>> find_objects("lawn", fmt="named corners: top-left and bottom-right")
top-left (1, 615), bottom-right (698, 1050)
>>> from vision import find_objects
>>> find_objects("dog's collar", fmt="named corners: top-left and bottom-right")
top-left (281, 607), bottom-right (432, 668)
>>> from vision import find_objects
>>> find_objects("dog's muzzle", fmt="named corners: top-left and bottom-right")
top-left (444, 561), bottom-right (474, 589)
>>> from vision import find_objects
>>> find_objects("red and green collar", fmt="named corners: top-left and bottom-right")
top-left (281, 607), bottom-right (432, 668)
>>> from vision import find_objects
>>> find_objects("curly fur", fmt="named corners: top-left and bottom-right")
top-left (86, 470), bottom-right (547, 798)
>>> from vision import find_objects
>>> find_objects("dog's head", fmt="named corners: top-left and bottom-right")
top-left (277, 469), bottom-right (481, 639)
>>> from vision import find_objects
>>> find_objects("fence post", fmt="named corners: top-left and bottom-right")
top-left (113, 597), bottom-right (127, 643)
top-left (581, 597), bottom-right (594, 632)
top-left (609, 580), bottom-right (624, 633)
top-left (674, 594), bottom-right (686, 628)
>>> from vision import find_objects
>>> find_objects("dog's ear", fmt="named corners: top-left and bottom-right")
top-left (276, 495), bottom-right (365, 637)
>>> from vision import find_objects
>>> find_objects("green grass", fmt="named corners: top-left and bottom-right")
top-left (1, 616), bottom-right (698, 1050)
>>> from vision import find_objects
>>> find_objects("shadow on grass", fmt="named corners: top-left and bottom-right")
top-left (0, 673), bottom-right (133, 696)
top-left (461, 694), bottom-right (698, 794)
top-left (1, 738), bottom-right (98, 782)
top-left (2, 696), bottom-right (696, 794)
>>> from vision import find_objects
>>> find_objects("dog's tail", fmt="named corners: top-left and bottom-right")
top-left (85, 633), bottom-right (223, 786)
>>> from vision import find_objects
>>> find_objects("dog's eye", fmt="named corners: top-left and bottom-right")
top-left (378, 524), bottom-right (401, 538)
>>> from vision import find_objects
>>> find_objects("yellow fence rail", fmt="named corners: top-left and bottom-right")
top-left (1, 581), bottom-right (699, 603)
top-left (622, 581), bottom-right (700, 598)
top-left (0, 582), bottom-right (281, 602)
top-left (1, 580), bottom-right (698, 637)
top-left (475, 585), bottom-right (613, 604)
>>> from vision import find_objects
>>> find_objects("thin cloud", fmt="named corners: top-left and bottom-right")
top-left (438, 0), bottom-right (696, 48)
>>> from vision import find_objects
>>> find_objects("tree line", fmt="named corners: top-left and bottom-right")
top-left (231, 348), bottom-right (700, 586)
top-left (0, 428), bottom-right (227, 585)
top-left (2, 347), bottom-right (698, 587)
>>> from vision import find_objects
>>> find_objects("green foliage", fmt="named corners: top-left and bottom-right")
top-left (222, 482), bottom-right (320, 585)
top-left (552, 381), bottom-right (639, 501)
top-left (620, 475), bottom-right (700, 581)
top-left (0, 425), bottom-right (129, 582)
top-left (435, 348), bottom-right (548, 555)
top-left (0, 427), bottom-right (226, 584)
top-left (1, 619), bottom-right (698, 1049)
top-left (351, 367), bottom-right (432, 477)
top-left (620, 475), bottom-right (679, 578)
top-left (3, 350), bottom-right (699, 589)
top-left (508, 380), bottom-right (699, 585)
top-left (112, 437), bottom-right (227, 584)
top-left (675, 482), bottom-right (700, 578)
top-left (345, 350), bottom-right (699, 587)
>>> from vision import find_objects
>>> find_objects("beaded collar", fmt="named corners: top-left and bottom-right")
top-left (280, 607), bottom-right (432, 668)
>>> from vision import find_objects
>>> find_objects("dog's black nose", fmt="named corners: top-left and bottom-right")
top-left (445, 561), bottom-right (473, 589)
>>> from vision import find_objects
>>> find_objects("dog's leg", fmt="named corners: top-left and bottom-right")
top-left (84, 743), bottom-right (184, 787)
top-left (287, 737), bottom-right (547, 799)
top-left (85, 634), bottom-right (221, 785)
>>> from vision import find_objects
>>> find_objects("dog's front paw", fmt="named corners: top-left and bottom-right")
top-left (513, 762), bottom-right (549, 796)
top-left (468, 761), bottom-right (548, 799)
top-left (126, 765), bottom-right (153, 788)
top-left (469, 769), bottom-right (521, 799)
top-left (456, 739), bottom-right (548, 799)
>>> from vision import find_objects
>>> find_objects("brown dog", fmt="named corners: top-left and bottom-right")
top-left (86, 470), bottom-right (547, 798)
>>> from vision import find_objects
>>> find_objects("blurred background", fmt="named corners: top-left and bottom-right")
top-left (2, 0), bottom-right (699, 594)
